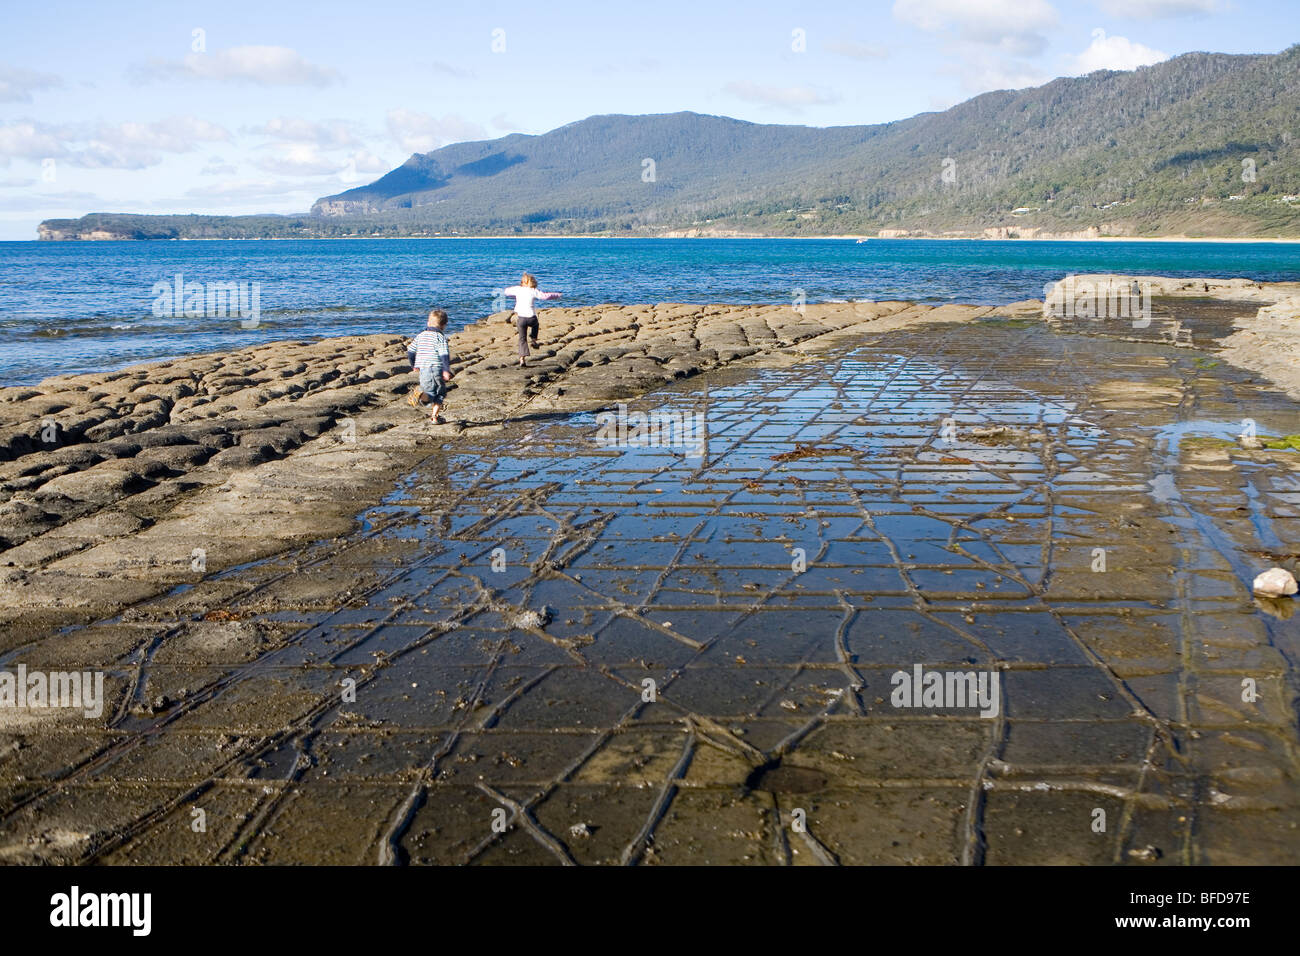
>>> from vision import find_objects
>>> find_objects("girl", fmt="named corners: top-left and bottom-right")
top-left (502, 273), bottom-right (561, 366)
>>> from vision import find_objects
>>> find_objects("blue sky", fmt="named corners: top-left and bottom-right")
top-left (0, 0), bottom-right (1294, 239)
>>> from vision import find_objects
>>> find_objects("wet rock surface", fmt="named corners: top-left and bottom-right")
top-left (1045, 273), bottom-right (1300, 399)
top-left (3, 294), bottom-right (1300, 865)
top-left (1, 301), bottom-right (996, 635)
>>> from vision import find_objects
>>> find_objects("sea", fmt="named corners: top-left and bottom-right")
top-left (3, 237), bottom-right (1300, 386)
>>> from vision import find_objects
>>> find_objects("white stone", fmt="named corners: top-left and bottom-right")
top-left (1252, 567), bottom-right (1297, 598)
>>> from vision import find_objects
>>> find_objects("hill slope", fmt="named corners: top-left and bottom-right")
top-left (39, 45), bottom-right (1300, 239)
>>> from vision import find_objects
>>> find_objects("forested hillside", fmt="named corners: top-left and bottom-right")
top-left (40, 45), bottom-right (1300, 239)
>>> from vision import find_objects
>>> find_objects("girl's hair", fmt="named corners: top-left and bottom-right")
top-left (520, 273), bottom-right (537, 288)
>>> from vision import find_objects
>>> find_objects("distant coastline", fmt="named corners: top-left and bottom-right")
top-left (24, 232), bottom-right (1300, 243)
top-left (29, 48), bottom-right (1300, 246)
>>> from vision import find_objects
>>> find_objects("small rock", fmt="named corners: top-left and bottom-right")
top-left (1252, 567), bottom-right (1297, 598)
top-left (1127, 845), bottom-right (1162, 862)
top-left (569, 822), bottom-right (593, 839)
top-left (512, 606), bottom-right (552, 630)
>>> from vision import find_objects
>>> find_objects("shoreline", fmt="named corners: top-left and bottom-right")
top-left (3, 276), bottom-right (1300, 637)
top-left (14, 234), bottom-right (1300, 244)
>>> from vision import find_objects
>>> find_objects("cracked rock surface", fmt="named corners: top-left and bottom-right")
top-left (4, 293), bottom-right (1300, 865)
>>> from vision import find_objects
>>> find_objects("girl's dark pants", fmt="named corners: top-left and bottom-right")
top-left (515, 314), bottom-right (539, 357)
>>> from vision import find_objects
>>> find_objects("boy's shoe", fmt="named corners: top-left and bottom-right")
top-left (407, 387), bottom-right (421, 408)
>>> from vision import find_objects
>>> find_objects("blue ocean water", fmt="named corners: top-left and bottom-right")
top-left (3, 237), bottom-right (1300, 386)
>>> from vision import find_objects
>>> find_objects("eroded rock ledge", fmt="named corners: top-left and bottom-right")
top-left (0, 300), bottom-right (1027, 637)
top-left (1043, 274), bottom-right (1300, 398)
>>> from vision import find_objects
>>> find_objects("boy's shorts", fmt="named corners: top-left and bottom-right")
top-left (418, 366), bottom-right (447, 403)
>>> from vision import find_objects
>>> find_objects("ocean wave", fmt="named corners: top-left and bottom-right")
top-left (25, 324), bottom-right (151, 339)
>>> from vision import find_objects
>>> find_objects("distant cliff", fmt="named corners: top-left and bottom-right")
top-left (311, 199), bottom-right (379, 217)
top-left (38, 223), bottom-right (134, 241)
top-left (41, 45), bottom-right (1300, 240)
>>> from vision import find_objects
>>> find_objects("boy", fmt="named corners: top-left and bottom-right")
top-left (407, 309), bottom-right (453, 423)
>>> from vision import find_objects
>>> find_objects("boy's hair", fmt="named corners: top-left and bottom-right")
top-left (520, 273), bottom-right (537, 288)
top-left (427, 308), bottom-right (449, 329)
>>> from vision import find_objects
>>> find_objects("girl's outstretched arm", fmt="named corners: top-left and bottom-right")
top-left (538, 290), bottom-right (562, 300)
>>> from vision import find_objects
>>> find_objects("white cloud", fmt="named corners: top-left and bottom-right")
top-left (951, 54), bottom-right (1050, 92)
top-left (78, 117), bottom-right (231, 169)
top-left (250, 144), bottom-right (386, 179)
top-left (0, 176), bottom-right (36, 188)
top-left (825, 40), bottom-right (889, 60)
top-left (1069, 28), bottom-right (1169, 73)
top-left (182, 178), bottom-right (319, 203)
top-left (893, 0), bottom-right (1060, 56)
top-left (200, 158), bottom-right (238, 176)
top-left (1098, 0), bottom-right (1224, 17)
top-left (0, 116), bottom-right (230, 169)
top-left (131, 46), bottom-right (339, 86)
top-left (0, 121), bottom-right (66, 163)
top-left (245, 118), bottom-right (376, 176)
top-left (892, 0), bottom-right (1063, 93)
top-left (385, 109), bottom-right (487, 153)
top-left (334, 150), bottom-right (390, 187)
top-left (723, 82), bottom-right (840, 112)
top-left (247, 117), bottom-right (361, 148)
top-left (253, 144), bottom-right (343, 176)
top-left (347, 150), bottom-right (388, 174)
top-left (0, 66), bottom-right (64, 103)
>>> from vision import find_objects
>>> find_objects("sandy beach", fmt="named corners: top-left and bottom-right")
top-left (3, 281), bottom-right (1300, 864)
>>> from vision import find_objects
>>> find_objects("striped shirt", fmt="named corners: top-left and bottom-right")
top-left (408, 329), bottom-right (451, 372)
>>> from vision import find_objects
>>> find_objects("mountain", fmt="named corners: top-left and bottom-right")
top-left (39, 45), bottom-right (1300, 240)
top-left (307, 113), bottom-right (888, 226)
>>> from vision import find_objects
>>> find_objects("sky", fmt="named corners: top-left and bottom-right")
top-left (0, 0), bottom-right (1295, 239)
